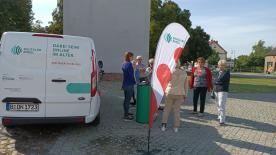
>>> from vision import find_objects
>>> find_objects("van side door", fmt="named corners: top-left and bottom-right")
top-left (45, 37), bottom-right (92, 117)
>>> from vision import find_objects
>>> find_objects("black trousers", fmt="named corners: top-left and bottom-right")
top-left (193, 87), bottom-right (208, 113)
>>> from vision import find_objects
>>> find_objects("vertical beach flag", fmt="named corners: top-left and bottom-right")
top-left (149, 23), bottom-right (190, 128)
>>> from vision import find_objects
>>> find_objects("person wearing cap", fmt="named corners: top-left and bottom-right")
top-left (135, 56), bottom-right (147, 83)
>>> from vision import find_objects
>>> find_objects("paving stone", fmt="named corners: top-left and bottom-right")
top-left (0, 81), bottom-right (275, 154)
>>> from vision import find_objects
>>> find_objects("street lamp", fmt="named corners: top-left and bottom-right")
top-left (231, 50), bottom-right (236, 71)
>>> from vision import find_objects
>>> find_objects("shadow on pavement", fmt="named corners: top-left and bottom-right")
top-left (151, 118), bottom-right (232, 154)
top-left (228, 93), bottom-right (276, 103)
top-left (182, 109), bottom-right (276, 133)
top-left (3, 124), bottom-right (80, 154)
top-left (176, 109), bottom-right (276, 154)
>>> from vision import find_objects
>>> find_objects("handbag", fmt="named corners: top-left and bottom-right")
top-left (211, 90), bottom-right (216, 99)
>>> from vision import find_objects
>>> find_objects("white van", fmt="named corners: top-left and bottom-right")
top-left (0, 32), bottom-right (100, 126)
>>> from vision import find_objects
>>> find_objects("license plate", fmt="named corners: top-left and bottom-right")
top-left (6, 103), bottom-right (39, 111)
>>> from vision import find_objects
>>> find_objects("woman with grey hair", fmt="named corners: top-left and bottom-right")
top-left (145, 58), bottom-right (154, 83)
top-left (135, 56), bottom-right (147, 83)
top-left (214, 60), bottom-right (230, 125)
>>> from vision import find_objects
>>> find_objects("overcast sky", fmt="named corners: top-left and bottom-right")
top-left (32, 0), bottom-right (276, 58)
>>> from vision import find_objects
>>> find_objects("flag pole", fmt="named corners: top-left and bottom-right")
top-left (147, 127), bottom-right (151, 153)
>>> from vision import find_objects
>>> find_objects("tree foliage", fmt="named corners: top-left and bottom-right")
top-left (0, 0), bottom-right (213, 64)
top-left (208, 50), bottom-right (220, 65)
top-left (150, 0), bottom-right (212, 63)
top-left (0, 0), bottom-right (33, 35)
top-left (47, 0), bottom-right (63, 34)
top-left (32, 20), bottom-right (47, 33)
top-left (247, 40), bottom-right (272, 67)
top-left (234, 40), bottom-right (274, 72)
top-left (184, 26), bottom-right (212, 63)
top-left (235, 55), bottom-right (250, 68)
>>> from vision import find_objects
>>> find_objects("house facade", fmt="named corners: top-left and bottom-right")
top-left (209, 40), bottom-right (227, 60)
top-left (264, 48), bottom-right (276, 74)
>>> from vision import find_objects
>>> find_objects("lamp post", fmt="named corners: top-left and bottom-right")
top-left (231, 50), bottom-right (236, 71)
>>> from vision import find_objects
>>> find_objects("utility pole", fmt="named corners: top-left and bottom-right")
top-left (231, 50), bottom-right (236, 71)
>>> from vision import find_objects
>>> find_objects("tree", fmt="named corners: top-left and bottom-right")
top-left (208, 50), bottom-right (220, 65)
top-left (248, 40), bottom-right (272, 67)
top-left (0, 0), bottom-right (33, 35)
top-left (47, 0), bottom-right (63, 34)
top-left (149, 0), bottom-right (212, 63)
top-left (252, 40), bottom-right (271, 57)
top-left (32, 20), bottom-right (47, 33)
top-left (150, 0), bottom-right (192, 57)
top-left (235, 55), bottom-right (250, 68)
top-left (183, 26), bottom-right (213, 63)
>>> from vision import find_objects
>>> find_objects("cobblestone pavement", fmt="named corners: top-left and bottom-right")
top-left (0, 81), bottom-right (275, 155)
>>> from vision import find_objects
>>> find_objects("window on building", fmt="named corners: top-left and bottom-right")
top-left (267, 62), bottom-right (273, 67)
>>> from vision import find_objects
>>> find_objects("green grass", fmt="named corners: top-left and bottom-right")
top-left (230, 77), bottom-right (276, 93)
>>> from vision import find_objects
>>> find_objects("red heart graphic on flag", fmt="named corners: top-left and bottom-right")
top-left (174, 47), bottom-right (184, 62)
top-left (157, 64), bottom-right (172, 92)
top-left (149, 88), bottom-right (157, 128)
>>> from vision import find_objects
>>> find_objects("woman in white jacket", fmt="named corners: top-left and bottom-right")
top-left (161, 60), bottom-right (188, 132)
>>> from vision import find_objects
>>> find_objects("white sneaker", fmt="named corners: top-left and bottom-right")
top-left (161, 123), bottom-right (166, 131)
top-left (174, 128), bottom-right (178, 133)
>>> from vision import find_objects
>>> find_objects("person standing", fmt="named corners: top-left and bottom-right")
top-left (130, 58), bottom-right (137, 106)
top-left (145, 58), bottom-right (154, 83)
top-left (135, 56), bottom-right (147, 83)
top-left (214, 60), bottom-right (230, 125)
top-left (161, 60), bottom-right (188, 132)
top-left (189, 57), bottom-right (213, 117)
top-left (122, 52), bottom-right (136, 120)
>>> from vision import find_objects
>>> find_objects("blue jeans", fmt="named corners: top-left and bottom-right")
top-left (123, 85), bottom-right (134, 116)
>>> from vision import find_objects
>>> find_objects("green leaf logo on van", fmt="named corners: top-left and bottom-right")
top-left (11, 45), bottom-right (23, 55)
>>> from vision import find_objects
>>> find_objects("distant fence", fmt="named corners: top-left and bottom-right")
top-left (232, 66), bottom-right (264, 73)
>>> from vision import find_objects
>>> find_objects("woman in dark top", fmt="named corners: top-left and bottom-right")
top-left (189, 57), bottom-right (213, 117)
top-left (122, 52), bottom-right (136, 120)
top-left (214, 60), bottom-right (230, 125)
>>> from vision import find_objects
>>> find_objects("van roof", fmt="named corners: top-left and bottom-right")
top-left (2, 32), bottom-right (94, 42)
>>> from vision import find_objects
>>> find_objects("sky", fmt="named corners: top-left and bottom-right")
top-left (174, 0), bottom-right (276, 58)
top-left (32, 0), bottom-right (276, 58)
top-left (32, 0), bottom-right (56, 26)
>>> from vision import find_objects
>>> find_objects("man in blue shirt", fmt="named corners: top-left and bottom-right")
top-left (122, 52), bottom-right (136, 120)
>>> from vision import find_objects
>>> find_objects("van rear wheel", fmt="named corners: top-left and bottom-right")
top-left (92, 112), bottom-right (100, 126)
top-left (85, 111), bottom-right (100, 127)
